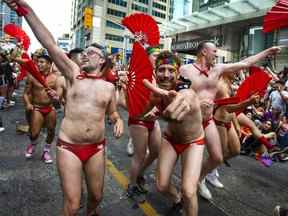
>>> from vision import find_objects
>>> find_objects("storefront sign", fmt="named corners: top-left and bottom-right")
top-left (171, 36), bottom-right (223, 52)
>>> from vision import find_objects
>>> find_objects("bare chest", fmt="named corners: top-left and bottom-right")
top-left (32, 74), bottom-right (57, 90)
top-left (66, 80), bottom-right (111, 107)
top-left (190, 74), bottom-right (218, 93)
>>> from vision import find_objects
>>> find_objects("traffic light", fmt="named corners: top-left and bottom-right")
top-left (84, 7), bottom-right (93, 30)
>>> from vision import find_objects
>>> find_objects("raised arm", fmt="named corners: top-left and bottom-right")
top-left (4, 0), bottom-right (79, 82)
top-left (225, 94), bottom-right (259, 113)
top-left (220, 46), bottom-right (281, 74)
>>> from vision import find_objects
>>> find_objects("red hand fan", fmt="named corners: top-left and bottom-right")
top-left (22, 59), bottom-right (48, 88)
top-left (263, 0), bottom-right (288, 32)
top-left (4, 24), bottom-right (30, 50)
top-left (122, 13), bottom-right (160, 47)
top-left (236, 66), bottom-right (271, 100)
top-left (126, 42), bottom-right (153, 117)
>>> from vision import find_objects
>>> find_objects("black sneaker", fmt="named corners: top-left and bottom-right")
top-left (166, 200), bottom-right (183, 216)
top-left (274, 205), bottom-right (288, 216)
top-left (136, 175), bottom-right (148, 193)
top-left (127, 184), bottom-right (146, 203)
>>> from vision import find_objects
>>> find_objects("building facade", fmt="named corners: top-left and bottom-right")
top-left (0, 2), bottom-right (22, 39)
top-left (70, 0), bottom-right (174, 61)
top-left (161, 0), bottom-right (287, 71)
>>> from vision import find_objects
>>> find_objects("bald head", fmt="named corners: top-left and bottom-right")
top-left (196, 41), bottom-right (217, 66)
top-left (197, 41), bottom-right (216, 55)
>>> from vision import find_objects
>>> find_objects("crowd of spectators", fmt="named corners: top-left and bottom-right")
top-left (239, 67), bottom-right (288, 161)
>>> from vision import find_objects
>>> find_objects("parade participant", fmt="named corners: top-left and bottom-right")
top-left (4, 1), bottom-right (124, 215)
top-left (145, 51), bottom-right (205, 216)
top-left (23, 53), bottom-right (58, 164)
top-left (180, 41), bottom-right (281, 199)
top-left (214, 73), bottom-right (260, 161)
top-left (126, 45), bottom-right (162, 202)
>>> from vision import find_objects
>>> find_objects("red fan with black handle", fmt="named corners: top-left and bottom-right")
top-left (122, 13), bottom-right (160, 47)
top-left (4, 24), bottom-right (30, 50)
top-left (126, 42), bottom-right (154, 117)
top-left (263, 0), bottom-right (288, 32)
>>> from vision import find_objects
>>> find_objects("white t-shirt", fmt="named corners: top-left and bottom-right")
top-left (269, 90), bottom-right (288, 113)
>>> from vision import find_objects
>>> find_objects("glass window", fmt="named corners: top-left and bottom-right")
top-left (199, 0), bottom-right (230, 11)
top-left (108, 0), bottom-right (127, 7)
top-left (107, 8), bottom-right (126, 17)
top-left (105, 33), bottom-right (124, 42)
top-left (134, 0), bottom-right (149, 4)
top-left (152, 10), bottom-right (166, 19)
top-left (106, 20), bottom-right (125, 30)
top-left (132, 3), bottom-right (148, 13)
top-left (153, 2), bottom-right (166, 11)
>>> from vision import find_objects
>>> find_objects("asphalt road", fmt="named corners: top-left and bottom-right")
top-left (0, 86), bottom-right (287, 216)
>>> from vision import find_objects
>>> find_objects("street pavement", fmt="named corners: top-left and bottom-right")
top-left (0, 86), bottom-right (288, 216)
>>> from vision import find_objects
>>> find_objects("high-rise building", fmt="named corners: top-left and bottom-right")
top-left (0, 2), bottom-right (22, 39)
top-left (70, 0), bottom-right (173, 58)
top-left (173, 0), bottom-right (192, 19)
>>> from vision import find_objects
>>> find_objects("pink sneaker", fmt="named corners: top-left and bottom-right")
top-left (25, 144), bottom-right (35, 158)
top-left (42, 151), bottom-right (53, 164)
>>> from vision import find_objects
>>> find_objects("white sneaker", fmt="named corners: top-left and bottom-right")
top-left (215, 169), bottom-right (219, 178)
top-left (127, 138), bottom-right (134, 156)
top-left (198, 179), bottom-right (212, 200)
top-left (206, 176), bottom-right (224, 188)
top-left (206, 169), bottom-right (224, 188)
top-left (0, 127), bottom-right (5, 133)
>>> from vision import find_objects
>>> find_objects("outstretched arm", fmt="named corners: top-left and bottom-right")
top-left (4, 0), bottom-right (79, 81)
top-left (220, 46), bottom-right (281, 74)
top-left (225, 94), bottom-right (259, 113)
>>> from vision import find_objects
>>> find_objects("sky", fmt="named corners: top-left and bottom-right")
top-left (22, 0), bottom-right (72, 52)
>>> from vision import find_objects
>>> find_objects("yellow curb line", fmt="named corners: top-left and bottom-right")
top-left (106, 159), bottom-right (160, 216)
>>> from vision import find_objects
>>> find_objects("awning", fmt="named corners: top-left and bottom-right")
top-left (160, 0), bottom-right (275, 36)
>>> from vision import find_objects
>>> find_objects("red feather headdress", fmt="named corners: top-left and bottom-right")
top-left (122, 13), bottom-right (160, 47)
top-left (126, 42), bottom-right (154, 117)
top-left (263, 0), bottom-right (288, 32)
top-left (4, 24), bottom-right (30, 50)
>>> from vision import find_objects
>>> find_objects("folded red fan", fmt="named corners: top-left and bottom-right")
top-left (126, 42), bottom-right (154, 117)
